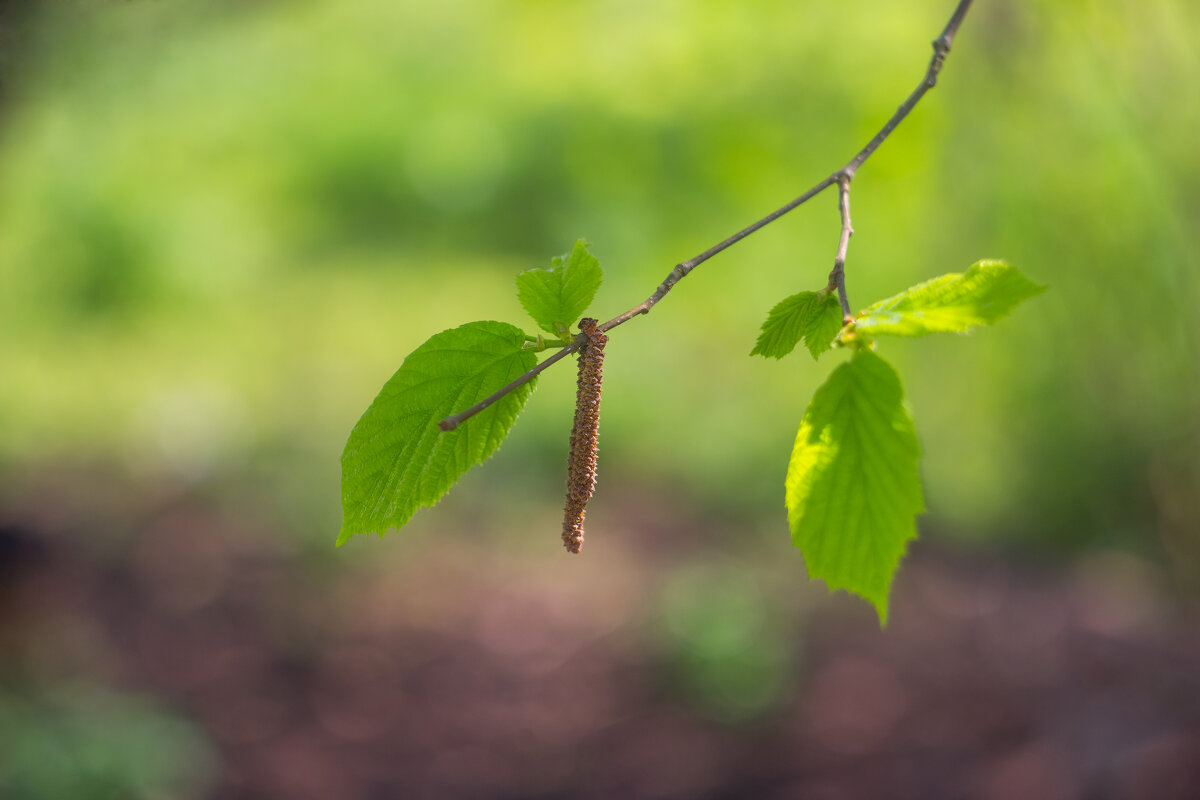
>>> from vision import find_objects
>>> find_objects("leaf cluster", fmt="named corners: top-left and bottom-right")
top-left (340, 242), bottom-right (1042, 626)
top-left (752, 260), bottom-right (1043, 622)
top-left (338, 240), bottom-right (602, 545)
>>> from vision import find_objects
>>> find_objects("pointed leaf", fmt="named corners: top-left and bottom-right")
top-left (785, 349), bottom-right (923, 624)
top-left (751, 290), bottom-right (843, 359)
top-left (516, 239), bottom-right (603, 334)
top-left (339, 321), bottom-right (537, 544)
top-left (803, 294), bottom-right (845, 359)
top-left (854, 260), bottom-right (1045, 337)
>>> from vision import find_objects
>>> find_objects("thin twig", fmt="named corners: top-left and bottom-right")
top-left (827, 176), bottom-right (855, 322)
top-left (596, 174), bottom-right (838, 334)
top-left (843, 0), bottom-right (974, 179)
top-left (439, 0), bottom-right (974, 432)
top-left (438, 338), bottom-right (583, 431)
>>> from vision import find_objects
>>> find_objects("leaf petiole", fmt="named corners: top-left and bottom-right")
top-left (522, 334), bottom-right (571, 351)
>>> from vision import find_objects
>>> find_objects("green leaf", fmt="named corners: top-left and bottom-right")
top-left (853, 260), bottom-right (1044, 337)
top-left (803, 294), bottom-right (846, 359)
top-left (339, 321), bottom-right (537, 544)
top-left (785, 349), bottom-right (923, 624)
top-left (751, 290), bottom-right (843, 360)
top-left (516, 239), bottom-right (603, 334)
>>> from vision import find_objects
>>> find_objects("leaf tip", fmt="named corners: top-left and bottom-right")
top-left (872, 597), bottom-right (891, 628)
top-left (749, 340), bottom-right (786, 360)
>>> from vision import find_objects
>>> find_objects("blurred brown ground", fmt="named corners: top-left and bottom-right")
top-left (3, 467), bottom-right (1198, 800)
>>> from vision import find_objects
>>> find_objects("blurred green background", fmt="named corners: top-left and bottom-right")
top-left (2, 0), bottom-right (1199, 797)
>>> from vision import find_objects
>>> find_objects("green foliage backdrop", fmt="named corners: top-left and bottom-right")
top-left (1, 0), bottom-right (1197, 556)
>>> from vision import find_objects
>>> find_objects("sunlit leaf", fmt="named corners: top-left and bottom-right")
top-left (785, 349), bottom-right (923, 624)
top-left (853, 260), bottom-right (1044, 337)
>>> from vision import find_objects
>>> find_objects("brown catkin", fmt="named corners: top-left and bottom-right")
top-left (563, 318), bottom-right (606, 553)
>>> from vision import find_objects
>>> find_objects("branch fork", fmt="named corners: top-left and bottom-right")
top-left (439, 0), bottom-right (974, 432)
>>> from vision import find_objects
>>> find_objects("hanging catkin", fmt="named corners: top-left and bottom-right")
top-left (562, 318), bottom-right (606, 553)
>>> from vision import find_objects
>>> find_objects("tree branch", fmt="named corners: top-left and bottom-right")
top-left (843, 0), bottom-right (974, 179)
top-left (594, 174), bottom-right (839, 335)
top-left (439, 0), bottom-right (974, 432)
top-left (827, 176), bottom-right (855, 322)
top-left (438, 339), bottom-right (583, 431)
